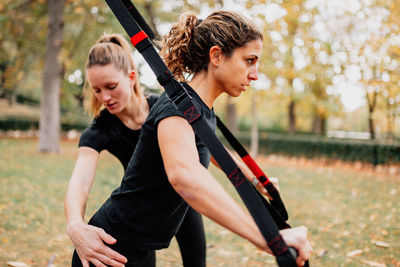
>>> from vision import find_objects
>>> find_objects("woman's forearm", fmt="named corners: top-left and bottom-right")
top-left (159, 116), bottom-right (268, 250)
top-left (168, 163), bottom-right (268, 250)
top-left (65, 147), bottom-right (99, 225)
top-left (65, 179), bottom-right (89, 224)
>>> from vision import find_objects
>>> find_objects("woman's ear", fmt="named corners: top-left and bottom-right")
top-left (209, 46), bottom-right (222, 68)
top-left (129, 71), bottom-right (136, 81)
top-left (129, 70), bottom-right (137, 92)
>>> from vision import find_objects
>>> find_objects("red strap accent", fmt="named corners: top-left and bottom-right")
top-left (228, 169), bottom-right (246, 187)
top-left (130, 31), bottom-right (148, 47)
top-left (242, 155), bottom-right (270, 185)
top-left (267, 235), bottom-right (288, 256)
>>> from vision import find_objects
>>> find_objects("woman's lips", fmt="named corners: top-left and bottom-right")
top-left (106, 102), bottom-right (117, 109)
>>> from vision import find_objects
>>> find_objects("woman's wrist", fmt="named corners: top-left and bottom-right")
top-left (66, 218), bottom-right (85, 235)
top-left (244, 221), bottom-right (270, 252)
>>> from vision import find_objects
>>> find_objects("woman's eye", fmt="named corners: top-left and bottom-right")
top-left (109, 84), bottom-right (117, 89)
top-left (93, 89), bottom-right (101, 93)
top-left (247, 59), bottom-right (255, 64)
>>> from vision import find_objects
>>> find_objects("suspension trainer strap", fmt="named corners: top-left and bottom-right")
top-left (120, 0), bottom-right (158, 41)
top-left (216, 116), bottom-right (289, 220)
top-left (114, 1), bottom-right (288, 223)
top-left (104, 0), bottom-right (301, 265)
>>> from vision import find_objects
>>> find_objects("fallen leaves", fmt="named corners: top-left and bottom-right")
top-left (316, 248), bottom-right (328, 257)
top-left (373, 240), bottom-right (390, 248)
top-left (318, 222), bottom-right (334, 232)
top-left (362, 260), bottom-right (387, 267)
top-left (369, 214), bottom-right (378, 221)
top-left (6, 262), bottom-right (28, 267)
top-left (218, 230), bottom-right (231, 236)
top-left (346, 249), bottom-right (363, 257)
top-left (380, 229), bottom-right (389, 236)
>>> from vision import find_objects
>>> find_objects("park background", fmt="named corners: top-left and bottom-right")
top-left (0, 0), bottom-right (399, 266)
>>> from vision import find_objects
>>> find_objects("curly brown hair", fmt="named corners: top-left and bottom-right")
top-left (160, 11), bottom-right (263, 81)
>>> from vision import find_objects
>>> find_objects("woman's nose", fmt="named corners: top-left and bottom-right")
top-left (249, 68), bottom-right (259, 81)
top-left (102, 92), bottom-right (112, 102)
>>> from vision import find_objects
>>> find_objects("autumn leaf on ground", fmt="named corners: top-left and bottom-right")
top-left (374, 241), bottom-right (390, 248)
top-left (346, 249), bottom-right (363, 257)
top-left (7, 262), bottom-right (28, 267)
top-left (316, 248), bottom-right (328, 257)
top-left (362, 260), bottom-right (387, 267)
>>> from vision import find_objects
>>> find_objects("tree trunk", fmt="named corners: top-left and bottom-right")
top-left (38, 0), bottom-right (64, 153)
top-left (364, 79), bottom-right (378, 140)
top-left (312, 112), bottom-right (326, 135)
top-left (368, 113), bottom-right (375, 140)
top-left (366, 90), bottom-right (377, 140)
top-left (368, 105), bottom-right (376, 140)
top-left (250, 91), bottom-right (258, 157)
top-left (386, 102), bottom-right (394, 141)
top-left (226, 96), bottom-right (237, 133)
top-left (288, 99), bottom-right (296, 134)
top-left (6, 90), bottom-right (16, 106)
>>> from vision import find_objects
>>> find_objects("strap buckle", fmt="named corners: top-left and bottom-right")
top-left (169, 84), bottom-right (201, 124)
top-left (169, 82), bottom-right (192, 106)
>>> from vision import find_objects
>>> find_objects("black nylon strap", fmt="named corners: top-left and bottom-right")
top-left (104, 1), bottom-right (301, 265)
top-left (120, 0), bottom-right (158, 40)
top-left (216, 116), bottom-right (289, 220)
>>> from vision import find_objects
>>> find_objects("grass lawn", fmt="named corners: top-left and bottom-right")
top-left (0, 138), bottom-right (399, 266)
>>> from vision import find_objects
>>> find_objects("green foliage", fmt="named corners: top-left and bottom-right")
top-left (15, 94), bottom-right (40, 106)
top-left (0, 115), bottom-right (89, 132)
top-left (0, 116), bottom-right (38, 131)
top-left (235, 133), bottom-right (400, 165)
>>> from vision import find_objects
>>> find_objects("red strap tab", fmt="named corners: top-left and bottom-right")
top-left (130, 31), bottom-right (148, 47)
top-left (242, 155), bottom-right (270, 185)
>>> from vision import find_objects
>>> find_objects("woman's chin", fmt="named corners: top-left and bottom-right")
top-left (106, 107), bottom-right (119, 114)
top-left (228, 91), bottom-right (242, 97)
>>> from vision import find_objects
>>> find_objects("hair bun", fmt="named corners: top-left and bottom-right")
top-left (97, 34), bottom-right (122, 47)
top-left (109, 36), bottom-right (122, 46)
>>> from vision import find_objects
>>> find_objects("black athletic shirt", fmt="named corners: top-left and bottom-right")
top-left (90, 83), bottom-right (216, 250)
top-left (78, 95), bottom-right (160, 170)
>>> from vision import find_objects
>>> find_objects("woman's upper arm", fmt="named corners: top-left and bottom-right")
top-left (157, 116), bottom-right (200, 181)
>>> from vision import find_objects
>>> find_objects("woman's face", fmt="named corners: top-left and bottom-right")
top-left (215, 38), bottom-right (263, 97)
top-left (87, 63), bottom-right (135, 114)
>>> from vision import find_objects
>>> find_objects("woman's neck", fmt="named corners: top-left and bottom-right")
top-left (117, 94), bottom-right (148, 130)
top-left (188, 70), bottom-right (223, 109)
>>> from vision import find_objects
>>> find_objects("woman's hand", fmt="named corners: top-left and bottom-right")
top-left (279, 226), bottom-right (312, 267)
top-left (67, 220), bottom-right (127, 267)
top-left (251, 176), bottom-right (280, 200)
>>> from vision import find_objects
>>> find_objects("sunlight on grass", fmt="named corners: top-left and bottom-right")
top-left (0, 138), bottom-right (399, 266)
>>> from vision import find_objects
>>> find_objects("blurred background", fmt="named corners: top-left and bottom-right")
top-left (1, 0), bottom-right (400, 164)
top-left (0, 0), bottom-right (399, 266)
top-left (1, 0), bottom-right (400, 152)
